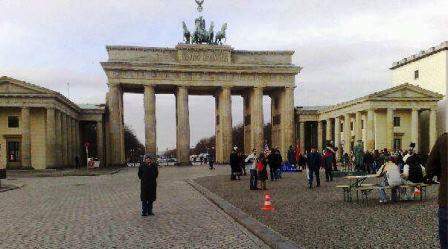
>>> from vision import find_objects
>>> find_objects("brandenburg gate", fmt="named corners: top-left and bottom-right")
top-left (101, 3), bottom-right (301, 165)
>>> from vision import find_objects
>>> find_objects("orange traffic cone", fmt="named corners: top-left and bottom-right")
top-left (261, 192), bottom-right (273, 211)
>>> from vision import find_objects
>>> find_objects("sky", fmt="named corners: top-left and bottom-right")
top-left (1, 0), bottom-right (448, 151)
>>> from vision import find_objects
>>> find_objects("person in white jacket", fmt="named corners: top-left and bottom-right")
top-left (245, 149), bottom-right (258, 190)
top-left (376, 158), bottom-right (402, 203)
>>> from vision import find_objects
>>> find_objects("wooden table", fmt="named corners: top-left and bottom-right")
top-left (342, 174), bottom-right (380, 202)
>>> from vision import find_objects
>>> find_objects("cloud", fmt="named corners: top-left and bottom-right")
top-left (1, 0), bottom-right (448, 151)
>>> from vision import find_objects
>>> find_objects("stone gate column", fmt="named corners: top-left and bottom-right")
top-left (71, 118), bottom-right (76, 166)
top-left (243, 94), bottom-right (252, 155)
top-left (250, 87), bottom-right (264, 154)
top-left (429, 108), bottom-right (437, 150)
top-left (46, 107), bottom-right (57, 168)
top-left (108, 85), bottom-right (125, 165)
top-left (144, 85), bottom-right (157, 154)
top-left (355, 111), bottom-right (362, 143)
top-left (67, 117), bottom-right (73, 167)
top-left (96, 121), bottom-right (104, 166)
top-left (299, 121), bottom-right (305, 154)
top-left (343, 114), bottom-right (351, 154)
top-left (61, 113), bottom-right (68, 167)
top-left (317, 121), bottom-right (323, 152)
top-left (325, 118), bottom-right (332, 145)
top-left (410, 108), bottom-right (419, 152)
top-left (55, 110), bottom-right (62, 167)
top-left (215, 87), bottom-right (232, 163)
top-left (280, 87), bottom-right (294, 158)
top-left (176, 86), bottom-right (190, 165)
top-left (334, 116), bottom-right (341, 160)
top-left (21, 107), bottom-right (31, 168)
top-left (386, 108), bottom-right (395, 151)
top-left (366, 109), bottom-right (375, 151)
top-left (75, 120), bottom-right (80, 160)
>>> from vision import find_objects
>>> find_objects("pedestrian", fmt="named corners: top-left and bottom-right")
top-left (245, 149), bottom-right (259, 190)
top-left (257, 153), bottom-right (268, 190)
top-left (230, 147), bottom-right (241, 180)
top-left (74, 155), bottom-right (80, 169)
top-left (376, 156), bottom-right (401, 203)
top-left (239, 151), bottom-right (247, 176)
top-left (268, 147), bottom-right (282, 181)
top-left (287, 145), bottom-right (296, 170)
top-left (322, 148), bottom-right (334, 182)
top-left (208, 147), bottom-right (215, 170)
top-left (425, 133), bottom-right (447, 249)
top-left (138, 153), bottom-right (159, 217)
top-left (363, 150), bottom-right (374, 174)
top-left (307, 148), bottom-right (321, 189)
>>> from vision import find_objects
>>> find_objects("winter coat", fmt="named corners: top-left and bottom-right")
top-left (307, 152), bottom-right (321, 171)
top-left (230, 151), bottom-right (241, 173)
top-left (323, 151), bottom-right (335, 170)
top-left (138, 162), bottom-right (159, 202)
top-left (405, 154), bottom-right (424, 183)
top-left (287, 148), bottom-right (296, 164)
top-left (268, 152), bottom-right (282, 170)
top-left (258, 158), bottom-right (268, 181)
top-left (426, 133), bottom-right (448, 208)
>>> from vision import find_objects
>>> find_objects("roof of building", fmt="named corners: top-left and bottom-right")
top-left (390, 41), bottom-right (448, 69)
top-left (0, 76), bottom-right (105, 113)
top-left (318, 83), bottom-right (444, 114)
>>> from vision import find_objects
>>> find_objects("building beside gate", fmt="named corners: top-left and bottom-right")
top-left (295, 83), bottom-right (443, 156)
top-left (0, 76), bottom-right (105, 170)
top-left (390, 41), bottom-right (448, 133)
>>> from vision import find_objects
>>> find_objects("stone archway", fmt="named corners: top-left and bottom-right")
top-left (101, 44), bottom-right (300, 165)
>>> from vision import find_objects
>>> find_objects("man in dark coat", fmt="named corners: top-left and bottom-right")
top-left (322, 148), bottom-right (334, 182)
top-left (268, 147), bottom-right (282, 181)
top-left (138, 153), bottom-right (159, 216)
top-left (230, 147), bottom-right (240, 180)
top-left (425, 133), bottom-right (447, 249)
top-left (307, 148), bottom-right (321, 189)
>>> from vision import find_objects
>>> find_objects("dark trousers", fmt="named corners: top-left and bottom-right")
top-left (440, 207), bottom-right (448, 249)
top-left (270, 168), bottom-right (276, 181)
top-left (141, 200), bottom-right (153, 215)
top-left (308, 169), bottom-right (320, 187)
top-left (325, 168), bottom-right (333, 181)
top-left (249, 169), bottom-right (258, 189)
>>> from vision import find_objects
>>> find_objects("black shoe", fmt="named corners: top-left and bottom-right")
top-left (142, 213), bottom-right (148, 217)
top-left (317, 184), bottom-right (320, 187)
top-left (148, 212), bottom-right (154, 216)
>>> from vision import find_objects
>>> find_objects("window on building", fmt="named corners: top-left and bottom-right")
top-left (341, 123), bottom-right (344, 132)
top-left (8, 116), bottom-right (19, 128)
top-left (350, 122), bottom-right (354, 131)
top-left (414, 70), bottom-right (419, 79)
top-left (394, 117), bottom-right (401, 127)
top-left (394, 138), bottom-right (402, 151)
top-left (7, 141), bottom-right (20, 162)
top-left (361, 120), bottom-right (364, 129)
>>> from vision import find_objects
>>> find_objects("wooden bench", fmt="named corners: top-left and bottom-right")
top-left (337, 184), bottom-right (376, 202)
top-left (398, 183), bottom-right (428, 201)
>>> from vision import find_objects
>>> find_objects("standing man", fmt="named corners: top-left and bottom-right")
top-left (245, 149), bottom-right (258, 190)
top-left (230, 147), bottom-right (240, 180)
top-left (307, 148), bottom-right (321, 189)
top-left (208, 147), bottom-right (215, 170)
top-left (425, 133), bottom-right (447, 249)
top-left (138, 153), bottom-right (159, 217)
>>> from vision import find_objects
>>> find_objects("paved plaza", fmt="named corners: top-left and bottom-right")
top-left (0, 166), bottom-right (269, 249)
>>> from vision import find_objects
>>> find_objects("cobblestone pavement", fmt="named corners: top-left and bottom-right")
top-left (0, 166), bottom-right (269, 249)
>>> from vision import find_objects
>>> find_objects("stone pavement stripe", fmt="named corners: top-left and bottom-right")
top-left (188, 179), bottom-right (301, 249)
top-left (0, 166), bottom-right (270, 249)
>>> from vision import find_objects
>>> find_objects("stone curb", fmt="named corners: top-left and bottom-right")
top-left (187, 179), bottom-right (303, 249)
top-left (0, 182), bottom-right (25, 193)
